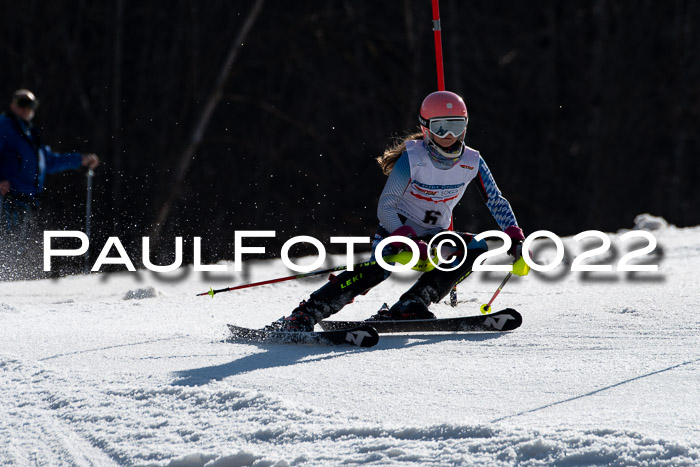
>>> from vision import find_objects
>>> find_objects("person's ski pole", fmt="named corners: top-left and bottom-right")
top-left (197, 253), bottom-right (407, 298)
top-left (83, 169), bottom-right (94, 274)
top-left (480, 272), bottom-right (512, 314)
top-left (477, 255), bottom-right (530, 314)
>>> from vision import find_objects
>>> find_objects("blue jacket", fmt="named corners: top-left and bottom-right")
top-left (0, 113), bottom-right (82, 198)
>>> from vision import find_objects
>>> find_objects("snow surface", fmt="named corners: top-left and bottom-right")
top-left (1, 222), bottom-right (699, 466)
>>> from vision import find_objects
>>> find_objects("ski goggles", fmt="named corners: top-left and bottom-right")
top-left (428, 117), bottom-right (467, 138)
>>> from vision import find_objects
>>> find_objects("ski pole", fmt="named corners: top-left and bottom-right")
top-left (197, 253), bottom-right (406, 298)
top-left (480, 272), bottom-right (512, 314)
top-left (431, 0), bottom-right (445, 91)
top-left (83, 169), bottom-right (94, 274)
top-left (449, 286), bottom-right (458, 307)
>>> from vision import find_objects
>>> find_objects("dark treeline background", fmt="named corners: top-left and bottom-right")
top-left (1, 0), bottom-right (698, 267)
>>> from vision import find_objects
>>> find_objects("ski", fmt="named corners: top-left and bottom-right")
top-left (318, 308), bottom-right (522, 333)
top-left (226, 324), bottom-right (380, 347)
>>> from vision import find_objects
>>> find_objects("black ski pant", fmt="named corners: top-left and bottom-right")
top-left (302, 230), bottom-right (487, 322)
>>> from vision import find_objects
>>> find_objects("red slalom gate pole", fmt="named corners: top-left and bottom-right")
top-left (431, 0), bottom-right (445, 91)
top-left (433, 0), bottom-right (456, 304)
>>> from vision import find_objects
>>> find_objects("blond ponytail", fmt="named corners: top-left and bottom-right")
top-left (375, 131), bottom-right (423, 175)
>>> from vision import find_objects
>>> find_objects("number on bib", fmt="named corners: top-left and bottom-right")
top-left (423, 210), bottom-right (441, 225)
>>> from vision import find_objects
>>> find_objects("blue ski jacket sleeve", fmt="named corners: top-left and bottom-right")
top-left (0, 114), bottom-right (82, 197)
top-left (474, 155), bottom-right (519, 230)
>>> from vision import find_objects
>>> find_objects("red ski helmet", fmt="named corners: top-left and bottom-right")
top-left (418, 91), bottom-right (468, 158)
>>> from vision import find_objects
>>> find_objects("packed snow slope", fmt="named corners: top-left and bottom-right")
top-left (1, 220), bottom-right (699, 466)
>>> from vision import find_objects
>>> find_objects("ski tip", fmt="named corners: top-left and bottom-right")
top-left (489, 308), bottom-right (522, 331)
top-left (342, 324), bottom-right (380, 347)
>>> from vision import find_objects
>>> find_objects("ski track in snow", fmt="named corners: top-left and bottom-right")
top-left (1, 225), bottom-right (699, 466)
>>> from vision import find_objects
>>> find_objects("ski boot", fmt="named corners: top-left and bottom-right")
top-left (264, 301), bottom-right (317, 332)
top-left (264, 293), bottom-right (338, 332)
top-left (367, 301), bottom-right (436, 321)
top-left (368, 261), bottom-right (471, 321)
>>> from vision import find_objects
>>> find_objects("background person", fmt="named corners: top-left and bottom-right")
top-left (0, 89), bottom-right (100, 234)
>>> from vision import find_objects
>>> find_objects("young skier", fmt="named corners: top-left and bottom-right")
top-left (266, 90), bottom-right (524, 331)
